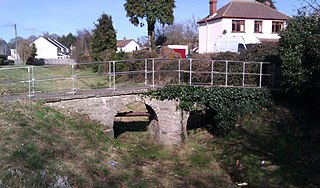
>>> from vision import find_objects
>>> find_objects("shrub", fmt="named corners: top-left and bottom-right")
top-left (146, 85), bottom-right (272, 135)
top-left (279, 12), bottom-right (320, 100)
top-left (131, 50), bottom-right (158, 59)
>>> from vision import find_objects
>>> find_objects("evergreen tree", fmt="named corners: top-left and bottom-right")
top-left (29, 43), bottom-right (37, 58)
top-left (124, 0), bottom-right (175, 51)
top-left (26, 43), bottom-right (38, 65)
top-left (58, 33), bottom-right (76, 48)
top-left (90, 13), bottom-right (117, 61)
top-left (256, 0), bottom-right (276, 9)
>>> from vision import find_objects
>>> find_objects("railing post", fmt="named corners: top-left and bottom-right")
top-left (113, 61), bottom-right (116, 91)
top-left (31, 66), bottom-right (35, 95)
top-left (108, 61), bottom-right (112, 88)
top-left (144, 59), bottom-right (148, 85)
top-left (152, 59), bottom-right (155, 87)
top-left (71, 63), bottom-right (75, 95)
top-left (178, 59), bottom-right (181, 84)
top-left (211, 60), bottom-right (214, 86)
top-left (27, 66), bottom-right (31, 98)
top-left (225, 60), bottom-right (228, 86)
top-left (242, 62), bottom-right (246, 87)
top-left (259, 62), bottom-right (263, 88)
top-left (189, 59), bottom-right (192, 85)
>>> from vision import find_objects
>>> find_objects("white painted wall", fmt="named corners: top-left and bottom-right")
top-left (199, 18), bottom-right (283, 53)
top-left (117, 40), bottom-right (140, 53)
top-left (198, 19), bottom-right (223, 53)
top-left (33, 37), bottom-right (58, 59)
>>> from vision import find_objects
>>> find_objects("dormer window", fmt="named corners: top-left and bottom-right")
top-left (232, 20), bottom-right (245, 33)
top-left (272, 21), bottom-right (284, 33)
top-left (254, 21), bottom-right (263, 33)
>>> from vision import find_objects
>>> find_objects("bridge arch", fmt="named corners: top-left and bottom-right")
top-left (112, 99), bottom-right (160, 141)
top-left (47, 94), bottom-right (189, 145)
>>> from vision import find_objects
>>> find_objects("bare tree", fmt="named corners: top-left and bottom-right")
top-left (299, 0), bottom-right (320, 13)
top-left (71, 29), bottom-right (92, 63)
top-left (304, 0), bottom-right (319, 11)
top-left (156, 17), bottom-right (198, 53)
top-left (17, 40), bottom-right (32, 64)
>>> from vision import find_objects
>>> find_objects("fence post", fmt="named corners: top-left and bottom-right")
top-left (225, 61), bottom-right (228, 86)
top-left (27, 66), bottom-right (31, 98)
top-left (31, 66), bottom-right (35, 95)
top-left (259, 62), bottom-right (263, 88)
top-left (242, 62), bottom-right (246, 87)
top-left (211, 60), bottom-right (214, 86)
top-left (113, 61), bottom-right (116, 91)
top-left (71, 64), bottom-right (75, 95)
top-left (189, 59), bottom-right (192, 85)
top-left (178, 59), bottom-right (181, 84)
top-left (144, 59), bottom-right (148, 85)
top-left (152, 59), bottom-right (155, 87)
top-left (108, 61), bottom-right (112, 88)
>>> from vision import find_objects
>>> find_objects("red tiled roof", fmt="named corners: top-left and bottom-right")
top-left (198, 1), bottom-right (289, 23)
top-left (117, 39), bottom-right (134, 47)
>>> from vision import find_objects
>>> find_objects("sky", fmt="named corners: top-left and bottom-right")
top-left (0, 0), bottom-right (305, 43)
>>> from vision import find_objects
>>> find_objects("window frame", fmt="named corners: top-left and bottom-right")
top-left (254, 20), bottom-right (263, 33)
top-left (232, 20), bottom-right (246, 33)
top-left (272, 21), bottom-right (284, 33)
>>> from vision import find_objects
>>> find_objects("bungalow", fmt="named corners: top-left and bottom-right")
top-left (32, 36), bottom-right (70, 59)
top-left (197, 0), bottom-right (289, 53)
top-left (116, 37), bottom-right (140, 53)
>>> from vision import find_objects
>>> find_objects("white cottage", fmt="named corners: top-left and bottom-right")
top-left (116, 38), bottom-right (140, 53)
top-left (32, 37), bottom-right (70, 59)
top-left (197, 0), bottom-right (289, 53)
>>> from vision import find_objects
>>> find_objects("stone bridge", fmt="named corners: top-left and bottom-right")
top-left (47, 94), bottom-right (189, 146)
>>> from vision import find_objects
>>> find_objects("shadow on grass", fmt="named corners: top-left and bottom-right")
top-left (218, 94), bottom-right (320, 187)
top-left (113, 121), bottom-right (149, 138)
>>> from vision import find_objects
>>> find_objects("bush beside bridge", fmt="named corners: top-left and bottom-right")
top-left (146, 85), bottom-right (272, 135)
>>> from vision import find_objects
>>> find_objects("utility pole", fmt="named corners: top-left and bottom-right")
top-left (13, 24), bottom-right (18, 64)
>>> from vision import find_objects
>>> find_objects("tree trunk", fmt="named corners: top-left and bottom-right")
top-left (148, 22), bottom-right (156, 51)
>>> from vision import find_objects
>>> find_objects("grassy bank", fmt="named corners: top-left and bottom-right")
top-left (0, 97), bottom-right (318, 187)
top-left (0, 100), bottom-right (235, 187)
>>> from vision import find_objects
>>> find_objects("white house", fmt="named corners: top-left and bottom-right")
top-left (116, 37), bottom-right (140, 53)
top-left (0, 39), bottom-right (9, 57)
top-left (8, 49), bottom-right (19, 61)
top-left (32, 37), bottom-right (70, 59)
top-left (197, 0), bottom-right (289, 53)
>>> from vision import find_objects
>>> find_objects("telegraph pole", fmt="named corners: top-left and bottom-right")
top-left (13, 24), bottom-right (18, 64)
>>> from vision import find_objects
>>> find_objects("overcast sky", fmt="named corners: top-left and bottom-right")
top-left (0, 0), bottom-right (305, 42)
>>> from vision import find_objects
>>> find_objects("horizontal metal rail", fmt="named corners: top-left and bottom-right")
top-left (0, 58), bottom-right (275, 99)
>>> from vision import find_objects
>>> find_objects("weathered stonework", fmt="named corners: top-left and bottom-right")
top-left (47, 94), bottom-right (189, 146)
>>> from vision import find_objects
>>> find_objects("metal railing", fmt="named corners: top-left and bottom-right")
top-left (0, 58), bottom-right (275, 99)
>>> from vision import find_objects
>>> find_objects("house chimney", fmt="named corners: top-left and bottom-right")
top-left (123, 37), bottom-right (126, 41)
top-left (209, 0), bottom-right (217, 16)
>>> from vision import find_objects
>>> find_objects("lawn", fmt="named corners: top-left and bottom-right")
top-left (0, 94), bottom-right (318, 187)
top-left (0, 65), bottom-right (110, 96)
top-left (0, 100), bottom-right (235, 187)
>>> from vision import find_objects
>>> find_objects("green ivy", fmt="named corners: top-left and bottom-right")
top-left (146, 85), bottom-right (272, 135)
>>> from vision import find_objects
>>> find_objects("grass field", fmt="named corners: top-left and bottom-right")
top-left (0, 100), bottom-right (235, 187)
top-left (0, 65), bottom-right (110, 96)
top-left (0, 95), bottom-right (318, 187)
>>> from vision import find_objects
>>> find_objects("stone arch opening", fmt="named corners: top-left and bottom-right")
top-left (113, 101), bottom-right (159, 139)
top-left (186, 109), bottom-right (217, 134)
